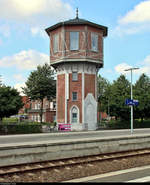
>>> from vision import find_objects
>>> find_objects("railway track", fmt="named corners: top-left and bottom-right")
top-left (0, 148), bottom-right (150, 180)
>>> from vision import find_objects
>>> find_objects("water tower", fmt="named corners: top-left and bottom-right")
top-left (45, 10), bottom-right (108, 130)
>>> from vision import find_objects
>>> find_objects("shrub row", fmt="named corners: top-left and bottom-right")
top-left (0, 121), bottom-right (56, 135)
top-left (105, 120), bottom-right (150, 129)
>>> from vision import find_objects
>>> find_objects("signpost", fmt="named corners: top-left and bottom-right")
top-left (124, 67), bottom-right (139, 134)
top-left (125, 99), bottom-right (139, 106)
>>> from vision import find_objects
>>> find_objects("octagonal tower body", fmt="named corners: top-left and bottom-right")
top-left (45, 16), bottom-right (107, 131)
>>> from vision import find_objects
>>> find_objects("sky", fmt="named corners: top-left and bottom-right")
top-left (0, 0), bottom-right (150, 95)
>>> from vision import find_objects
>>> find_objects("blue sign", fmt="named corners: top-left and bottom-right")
top-left (125, 99), bottom-right (139, 106)
top-left (133, 99), bottom-right (139, 106)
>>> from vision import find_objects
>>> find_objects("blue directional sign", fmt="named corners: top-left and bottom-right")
top-left (132, 99), bottom-right (139, 106)
top-left (125, 99), bottom-right (132, 105)
top-left (125, 99), bottom-right (139, 106)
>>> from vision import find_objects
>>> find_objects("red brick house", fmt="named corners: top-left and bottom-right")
top-left (18, 96), bottom-right (30, 114)
top-left (27, 98), bottom-right (56, 123)
top-left (19, 96), bottom-right (56, 123)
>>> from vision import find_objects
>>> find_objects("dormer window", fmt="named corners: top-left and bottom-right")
top-left (91, 33), bottom-right (98, 52)
top-left (53, 34), bottom-right (59, 53)
top-left (70, 32), bottom-right (79, 50)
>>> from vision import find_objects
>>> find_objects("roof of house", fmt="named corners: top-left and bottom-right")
top-left (45, 17), bottom-right (108, 37)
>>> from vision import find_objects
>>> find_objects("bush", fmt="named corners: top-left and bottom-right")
top-left (2, 117), bottom-right (18, 123)
top-left (0, 121), bottom-right (58, 135)
top-left (0, 121), bottom-right (42, 135)
top-left (105, 119), bottom-right (150, 129)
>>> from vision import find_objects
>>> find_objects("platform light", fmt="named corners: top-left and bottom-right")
top-left (124, 67), bottom-right (139, 134)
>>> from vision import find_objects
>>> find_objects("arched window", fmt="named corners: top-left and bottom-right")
top-left (71, 106), bottom-right (79, 123)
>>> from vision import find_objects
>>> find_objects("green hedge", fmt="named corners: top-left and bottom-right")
top-left (105, 120), bottom-right (150, 129)
top-left (0, 121), bottom-right (56, 135)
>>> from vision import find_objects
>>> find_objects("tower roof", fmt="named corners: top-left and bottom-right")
top-left (45, 17), bottom-right (108, 37)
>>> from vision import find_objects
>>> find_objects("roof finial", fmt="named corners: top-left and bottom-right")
top-left (76, 8), bottom-right (79, 19)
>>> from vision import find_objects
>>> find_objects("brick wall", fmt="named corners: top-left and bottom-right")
top-left (57, 74), bottom-right (65, 123)
top-left (84, 74), bottom-right (96, 98)
top-left (45, 110), bottom-right (56, 123)
top-left (67, 73), bottom-right (82, 123)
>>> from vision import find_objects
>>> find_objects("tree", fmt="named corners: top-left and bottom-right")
top-left (134, 73), bottom-right (150, 121)
top-left (22, 63), bottom-right (56, 123)
top-left (97, 75), bottom-right (111, 119)
top-left (0, 85), bottom-right (23, 123)
top-left (108, 75), bottom-right (130, 120)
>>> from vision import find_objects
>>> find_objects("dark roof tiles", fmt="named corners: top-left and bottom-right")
top-left (45, 17), bottom-right (108, 37)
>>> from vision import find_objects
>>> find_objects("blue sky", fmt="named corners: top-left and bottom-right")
top-left (0, 0), bottom-right (150, 94)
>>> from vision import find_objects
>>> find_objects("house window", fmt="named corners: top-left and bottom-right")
top-left (70, 32), bottom-right (79, 50)
top-left (72, 72), bottom-right (78, 81)
top-left (71, 107), bottom-right (78, 123)
top-left (53, 34), bottom-right (59, 53)
top-left (91, 33), bottom-right (98, 52)
top-left (72, 92), bottom-right (77, 101)
top-left (53, 102), bottom-right (56, 110)
top-left (72, 113), bottom-right (77, 123)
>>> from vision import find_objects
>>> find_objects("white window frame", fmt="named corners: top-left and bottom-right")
top-left (53, 34), bottom-right (59, 53)
top-left (70, 32), bottom-right (79, 50)
top-left (91, 33), bottom-right (98, 52)
top-left (70, 106), bottom-right (79, 123)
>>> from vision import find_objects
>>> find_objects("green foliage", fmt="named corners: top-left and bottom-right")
top-left (98, 73), bottom-right (150, 122)
top-left (98, 74), bottom-right (131, 120)
top-left (109, 75), bottom-right (131, 120)
top-left (23, 63), bottom-right (56, 101)
top-left (133, 74), bottom-right (150, 120)
top-left (106, 119), bottom-right (150, 129)
top-left (0, 85), bottom-right (23, 121)
top-left (0, 122), bottom-right (42, 135)
top-left (22, 63), bottom-right (56, 123)
top-left (3, 117), bottom-right (18, 123)
top-left (97, 74), bottom-right (111, 113)
top-left (0, 121), bottom-right (57, 135)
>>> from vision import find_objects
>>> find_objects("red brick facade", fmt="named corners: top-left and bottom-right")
top-left (56, 72), bottom-right (96, 124)
top-left (57, 74), bottom-right (65, 123)
top-left (67, 73), bottom-right (82, 123)
top-left (84, 74), bottom-right (96, 98)
top-left (18, 96), bottom-right (30, 114)
top-left (27, 98), bottom-right (56, 123)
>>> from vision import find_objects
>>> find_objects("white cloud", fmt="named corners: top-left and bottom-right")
top-left (114, 63), bottom-right (132, 75)
top-left (30, 27), bottom-right (47, 38)
top-left (113, 23), bottom-right (150, 36)
top-left (14, 82), bottom-right (26, 96)
top-left (0, 0), bottom-right (73, 26)
top-left (115, 55), bottom-right (150, 77)
top-left (113, 0), bottom-right (150, 36)
top-left (139, 55), bottom-right (150, 75)
top-left (119, 0), bottom-right (150, 24)
top-left (0, 50), bottom-right (49, 70)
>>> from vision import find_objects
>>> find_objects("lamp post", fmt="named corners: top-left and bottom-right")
top-left (124, 67), bottom-right (139, 134)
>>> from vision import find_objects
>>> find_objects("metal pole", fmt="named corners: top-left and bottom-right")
top-left (131, 69), bottom-right (133, 134)
top-left (124, 67), bottom-right (139, 135)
